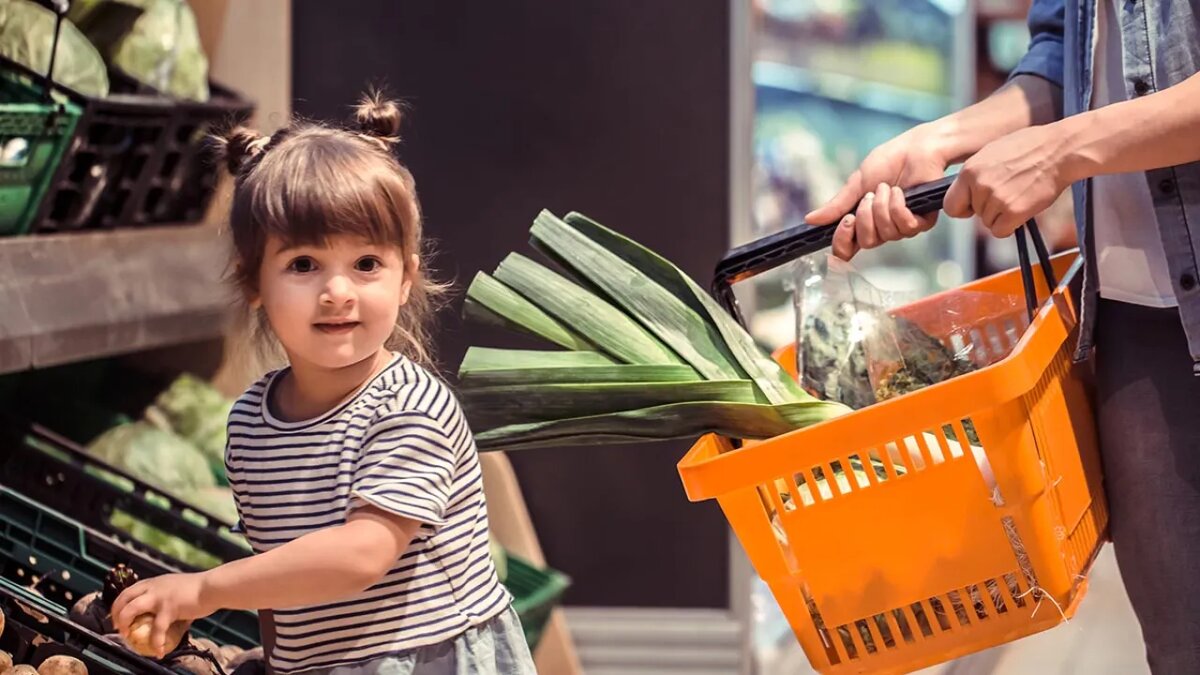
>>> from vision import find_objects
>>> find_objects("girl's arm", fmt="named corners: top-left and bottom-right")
top-left (110, 506), bottom-right (420, 657)
top-left (200, 506), bottom-right (420, 610)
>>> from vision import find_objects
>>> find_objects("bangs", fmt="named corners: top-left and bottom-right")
top-left (239, 131), bottom-right (412, 251)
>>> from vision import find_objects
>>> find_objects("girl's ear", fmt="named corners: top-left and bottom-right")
top-left (399, 253), bottom-right (419, 306)
top-left (237, 263), bottom-right (263, 309)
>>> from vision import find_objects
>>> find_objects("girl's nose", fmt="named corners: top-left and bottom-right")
top-left (320, 274), bottom-right (355, 307)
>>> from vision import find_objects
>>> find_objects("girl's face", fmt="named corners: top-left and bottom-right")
top-left (253, 234), bottom-right (418, 370)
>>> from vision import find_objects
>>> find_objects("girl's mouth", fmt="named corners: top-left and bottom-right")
top-left (314, 321), bottom-right (360, 335)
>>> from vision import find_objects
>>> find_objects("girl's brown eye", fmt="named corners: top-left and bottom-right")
top-left (289, 257), bottom-right (315, 273)
top-left (356, 257), bottom-right (382, 273)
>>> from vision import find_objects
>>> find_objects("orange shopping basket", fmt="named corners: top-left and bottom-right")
top-left (679, 177), bottom-right (1106, 674)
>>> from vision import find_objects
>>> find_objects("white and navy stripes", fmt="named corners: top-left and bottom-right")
top-left (225, 355), bottom-right (510, 673)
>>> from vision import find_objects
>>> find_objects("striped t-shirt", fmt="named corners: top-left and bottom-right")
top-left (224, 354), bottom-right (510, 674)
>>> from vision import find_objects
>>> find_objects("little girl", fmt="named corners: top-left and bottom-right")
top-left (111, 93), bottom-right (536, 675)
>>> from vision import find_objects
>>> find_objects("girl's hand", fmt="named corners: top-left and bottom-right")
top-left (111, 573), bottom-right (211, 657)
top-left (944, 124), bottom-right (1073, 238)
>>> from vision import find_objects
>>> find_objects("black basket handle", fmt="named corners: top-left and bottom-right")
top-left (711, 174), bottom-right (1058, 325)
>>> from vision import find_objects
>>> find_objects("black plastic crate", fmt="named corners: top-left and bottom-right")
top-left (0, 55), bottom-right (176, 233)
top-left (110, 72), bottom-right (253, 224)
top-left (0, 486), bottom-right (260, 649)
top-left (0, 417), bottom-right (250, 571)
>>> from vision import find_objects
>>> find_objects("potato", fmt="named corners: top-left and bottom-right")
top-left (0, 653), bottom-right (11, 672)
top-left (0, 606), bottom-right (5, 634)
top-left (122, 614), bottom-right (189, 657)
top-left (37, 655), bottom-right (87, 675)
top-left (3, 666), bottom-right (39, 675)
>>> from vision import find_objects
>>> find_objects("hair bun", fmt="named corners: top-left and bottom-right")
top-left (354, 91), bottom-right (403, 144)
top-left (216, 126), bottom-right (267, 174)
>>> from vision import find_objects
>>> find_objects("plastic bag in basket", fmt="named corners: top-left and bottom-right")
top-left (789, 252), bottom-right (1027, 415)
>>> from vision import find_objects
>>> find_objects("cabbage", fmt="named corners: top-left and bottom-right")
top-left (183, 486), bottom-right (238, 526)
top-left (86, 421), bottom-right (215, 496)
top-left (69, 0), bottom-right (209, 101)
top-left (146, 374), bottom-right (233, 486)
top-left (0, 0), bottom-right (110, 97)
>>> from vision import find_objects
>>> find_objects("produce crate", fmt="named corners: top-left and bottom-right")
top-left (110, 72), bottom-right (254, 224)
top-left (0, 75), bottom-right (81, 236)
top-left (505, 554), bottom-right (570, 651)
top-left (1, 415), bottom-right (567, 651)
top-left (0, 417), bottom-right (250, 572)
top-left (0, 486), bottom-right (259, 649)
top-left (680, 191), bottom-right (1105, 674)
top-left (0, 55), bottom-right (177, 233)
top-left (0, 576), bottom-right (177, 675)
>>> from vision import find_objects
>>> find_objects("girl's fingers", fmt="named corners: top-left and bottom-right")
top-left (152, 610), bottom-right (175, 658)
top-left (116, 593), bottom-right (158, 636)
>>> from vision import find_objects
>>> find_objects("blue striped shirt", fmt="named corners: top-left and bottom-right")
top-left (224, 355), bottom-right (510, 673)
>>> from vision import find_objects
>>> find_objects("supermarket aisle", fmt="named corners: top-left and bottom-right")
top-left (758, 545), bottom-right (1148, 675)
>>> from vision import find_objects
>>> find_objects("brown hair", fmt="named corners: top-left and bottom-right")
top-left (215, 92), bottom-right (446, 367)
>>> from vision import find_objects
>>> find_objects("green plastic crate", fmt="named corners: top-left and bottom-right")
top-left (505, 553), bottom-right (570, 652)
top-left (0, 76), bottom-right (80, 236)
top-left (0, 486), bottom-right (259, 649)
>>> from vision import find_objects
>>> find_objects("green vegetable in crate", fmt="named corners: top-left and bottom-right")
top-left (145, 374), bottom-right (235, 486)
top-left (68, 0), bottom-right (209, 101)
top-left (86, 422), bottom-right (215, 495)
top-left (0, 0), bottom-right (109, 97)
top-left (182, 487), bottom-right (238, 527)
top-left (108, 512), bottom-right (223, 570)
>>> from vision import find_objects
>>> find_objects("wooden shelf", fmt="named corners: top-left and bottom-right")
top-left (0, 224), bottom-right (229, 375)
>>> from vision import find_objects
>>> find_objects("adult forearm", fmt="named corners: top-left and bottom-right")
top-left (933, 74), bottom-right (1064, 165)
top-left (1060, 71), bottom-right (1200, 181)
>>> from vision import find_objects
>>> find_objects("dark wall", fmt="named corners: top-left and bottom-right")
top-left (292, 0), bottom-right (733, 608)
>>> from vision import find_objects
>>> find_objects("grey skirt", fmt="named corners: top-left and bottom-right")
top-left (294, 607), bottom-right (536, 675)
